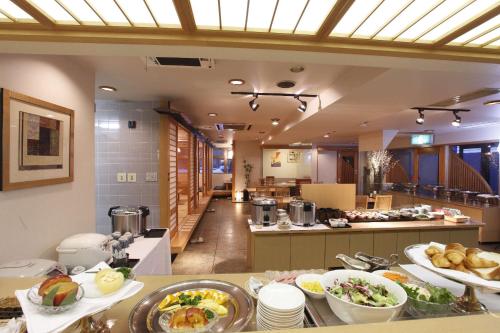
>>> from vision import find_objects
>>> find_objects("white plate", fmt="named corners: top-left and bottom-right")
top-left (257, 308), bottom-right (303, 324)
top-left (258, 283), bottom-right (305, 312)
top-left (295, 273), bottom-right (325, 299)
top-left (257, 314), bottom-right (304, 329)
top-left (372, 270), bottom-right (410, 283)
top-left (81, 279), bottom-right (133, 298)
top-left (257, 302), bottom-right (304, 316)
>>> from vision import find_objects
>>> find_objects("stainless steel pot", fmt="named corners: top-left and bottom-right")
top-left (289, 200), bottom-right (316, 226)
top-left (108, 206), bottom-right (149, 237)
top-left (251, 197), bottom-right (277, 226)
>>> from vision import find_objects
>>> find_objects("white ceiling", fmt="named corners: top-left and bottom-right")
top-left (78, 54), bottom-right (500, 146)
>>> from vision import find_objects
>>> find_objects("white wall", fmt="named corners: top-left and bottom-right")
top-left (0, 54), bottom-right (95, 262)
top-left (262, 149), bottom-right (312, 178)
top-left (234, 140), bottom-right (262, 193)
top-left (212, 173), bottom-right (232, 187)
top-left (318, 150), bottom-right (337, 183)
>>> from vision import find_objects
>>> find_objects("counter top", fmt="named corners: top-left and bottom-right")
top-left (249, 219), bottom-right (483, 234)
top-left (389, 190), bottom-right (498, 210)
top-left (1, 273), bottom-right (499, 333)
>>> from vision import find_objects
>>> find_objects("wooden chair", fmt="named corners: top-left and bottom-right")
top-left (355, 195), bottom-right (369, 210)
top-left (256, 186), bottom-right (272, 197)
top-left (265, 176), bottom-right (275, 185)
top-left (374, 195), bottom-right (392, 210)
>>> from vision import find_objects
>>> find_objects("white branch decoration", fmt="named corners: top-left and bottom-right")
top-left (367, 150), bottom-right (397, 175)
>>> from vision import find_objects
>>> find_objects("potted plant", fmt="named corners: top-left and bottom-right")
top-left (367, 150), bottom-right (396, 193)
top-left (243, 160), bottom-right (253, 201)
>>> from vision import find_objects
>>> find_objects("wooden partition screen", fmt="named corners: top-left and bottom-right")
top-left (168, 121), bottom-right (178, 233)
top-left (386, 161), bottom-right (410, 183)
top-left (188, 132), bottom-right (196, 213)
top-left (301, 184), bottom-right (356, 210)
top-left (448, 151), bottom-right (493, 194)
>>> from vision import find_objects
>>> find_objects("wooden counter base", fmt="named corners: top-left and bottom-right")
top-left (248, 220), bottom-right (482, 271)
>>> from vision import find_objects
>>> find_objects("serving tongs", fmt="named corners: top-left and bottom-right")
top-left (335, 253), bottom-right (398, 272)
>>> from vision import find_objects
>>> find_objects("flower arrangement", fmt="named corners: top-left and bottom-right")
top-left (367, 150), bottom-right (397, 176)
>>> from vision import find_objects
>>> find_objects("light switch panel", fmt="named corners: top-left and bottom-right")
top-left (127, 173), bottom-right (137, 182)
top-left (146, 172), bottom-right (158, 182)
top-left (117, 172), bottom-right (126, 182)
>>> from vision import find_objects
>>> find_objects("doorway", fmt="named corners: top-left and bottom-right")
top-left (318, 149), bottom-right (337, 183)
top-left (177, 125), bottom-right (190, 224)
top-left (337, 150), bottom-right (358, 184)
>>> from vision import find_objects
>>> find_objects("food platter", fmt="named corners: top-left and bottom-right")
top-left (128, 280), bottom-right (254, 333)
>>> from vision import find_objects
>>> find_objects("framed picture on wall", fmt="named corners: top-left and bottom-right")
top-left (1, 88), bottom-right (74, 191)
top-left (287, 150), bottom-right (303, 163)
top-left (271, 150), bottom-right (281, 167)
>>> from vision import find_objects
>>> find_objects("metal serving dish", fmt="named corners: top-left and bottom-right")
top-left (129, 280), bottom-right (254, 333)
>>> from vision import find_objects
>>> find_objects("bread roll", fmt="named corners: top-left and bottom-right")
top-left (450, 262), bottom-right (468, 273)
top-left (445, 243), bottom-right (466, 254)
top-left (444, 249), bottom-right (465, 265)
top-left (465, 252), bottom-right (499, 269)
top-left (431, 253), bottom-right (452, 268)
top-left (425, 245), bottom-right (442, 258)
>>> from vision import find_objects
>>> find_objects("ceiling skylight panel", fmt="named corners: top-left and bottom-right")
top-left (57, 0), bottom-right (103, 25)
top-left (271, 0), bottom-right (308, 33)
top-left (353, 0), bottom-right (412, 39)
top-left (330, 0), bottom-right (382, 37)
top-left (295, 0), bottom-right (337, 35)
top-left (467, 26), bottom-right (500, 46)
top-left (246, 0), bottom-right (276, 32)
top-left (396, 0), bottom-right (471, 41)
top-left (190, 0), bottom-right (219, 30)
top-left (418, 0), bottom-right (498, 42)
top-left (116, 0), bottom-right (155, 27)
top-left (0, 0), bottom-right (35, 22)
top-left (145, 0), bottom-right (180, 28)
top-left (220, 0), bottom-right (246, 31)
top-left (485, 38), bottom-right (500, 47)
top-left (375, 0), bottom-right (443, 40)
top-left (449, 15), bottom-right (500, 45)
top-left (86, 0), bottom-right (129, 26)
top-left (28, 0), bottom-right (76, 24)
top-left (0, 11), bottom-right (11, 22)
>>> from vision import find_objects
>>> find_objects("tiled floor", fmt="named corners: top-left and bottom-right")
top-left (172, 198), bottom-right (251, 274)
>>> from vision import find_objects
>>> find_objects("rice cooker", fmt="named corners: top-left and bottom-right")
top-left (56, 233), bottom-right (112, 269)
top-left (0, 259), bottom-right (67, 277)
top-left (289, 200), bottom-right (316, 226)
top-left (251, 197), bottom-right (277, 226)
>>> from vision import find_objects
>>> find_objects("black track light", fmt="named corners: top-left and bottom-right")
top-left (249, 94), bottom-right (259, 111)
top-left (452, 111), bottom-right (461, 127)
top-left (295, 95), bottom-right (307, 112)
top-left (416, 110), bottom-right (424, 125)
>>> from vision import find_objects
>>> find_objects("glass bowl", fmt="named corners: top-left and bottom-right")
top-left (406, 296), bottom-right (454, 317)
top-left (158, 307), bottom-right (219, 333)
top-left (27, 282), bottom-right (84, 314)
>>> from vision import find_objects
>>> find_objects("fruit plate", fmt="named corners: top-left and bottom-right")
top-left (27, 283), bottom-right (84, 314)
top-left (129, 280), bottom-right (254, 333)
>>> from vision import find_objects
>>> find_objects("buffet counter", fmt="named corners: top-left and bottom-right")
top-left (247, 220), bottom-right (483, 271)
top-left (389, 191), bottom-right (500, 242)
top-left (1, 273), bottom-right (499, 333)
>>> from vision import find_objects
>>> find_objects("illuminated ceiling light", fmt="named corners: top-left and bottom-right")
top-left (484, 100), bottom-right (500, 106)
top-left (451, 112), bottom-right (462, 127)
top-left (295, 95), bottom-right (307, 112)
top-left (190, 0), bottom-right (219, 30)
top-left (268, 136), bottom-right (272, 141)
top-left (145, 0), bottom-right (180, 28)
top-left (416, 110), bottom-right (425, 125)
top-left (86, 0), bottom-right (129, 26)
top-left (28, 0), bottom-right (77, 24)
top-left (0, 0), bottom-right (35, 22)
top-left (375, 0), bottom-right (442, 40)
top-left (115, 0), bottom-right (156, 27)
top-left (295, 0), bottom-right (337, 35)
top-left (418, 1), bottom-right (498, 43)
top-left (271, 118), bottom-right (280, 126)
top-left (57, 0), bottom-right (103, 25)
top-left (397, 0), bottom-right (470, 42)
top-left (99, 85), bottom-right (117, 92)
top-left (208, 113), bottom-right (217, 117)
top-left (360, 121), bottom-right (369, 127)
top-left (228, 79), bottom-right (245, 85)
top-left (270, 0), bottom-right (308, 34)
top-left (323, 133), bottom-right (331, 138)
top-left (246, 0), bottom-right (276, 32)
top-left (220, 0), bottom-right (246, 31)
top-left (467, 26), bottom-right (500, 46)
top-left (330, 0), bottom-right (381, 37)
top-left (450, 15), bottom-right (500, 45)
top-left (249, 94), bottom-right (259, 111)
top-left (353, 0), bottom-right (412, 39)
top-left (485, 38), bottom-right (500, 48)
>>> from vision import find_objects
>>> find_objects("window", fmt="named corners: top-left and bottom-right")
top-left (212, 148), bottom-right (232, 174)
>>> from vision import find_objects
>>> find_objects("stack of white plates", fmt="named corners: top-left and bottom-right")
top-left (256, 283), bottom-right (305, 330)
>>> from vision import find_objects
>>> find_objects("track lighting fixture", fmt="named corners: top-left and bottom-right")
top-left (271, 118), bottom-right (280, 126)
top-left (249, 94), bottom-right (259, 111)
top-left (452, 112), bottom-right (462, 127)
top-left (416, 110), bottom-right (424, 125)
top-left (295, 95), bottom-right (307, 112)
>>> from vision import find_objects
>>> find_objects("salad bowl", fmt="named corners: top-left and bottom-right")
top-left (320, 270), bottom-right (407, 324)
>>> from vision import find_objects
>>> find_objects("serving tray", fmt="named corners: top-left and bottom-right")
top-left (128, 279), bottom-right (254, 333)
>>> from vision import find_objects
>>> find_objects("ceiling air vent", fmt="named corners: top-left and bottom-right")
top-left (431, 88), bottom-right (500, 107)
top-left (215, 123), bottom-right (252, 131)
top-left (145, 57), bottom-right (215, 69)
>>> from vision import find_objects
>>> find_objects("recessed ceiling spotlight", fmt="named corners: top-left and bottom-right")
top-left (451, 112), bottom-right (462, 127)
top-left (228, 79), bottom-right (245, 85)
top-left (453, 96), bottom-right (461, 101)
top-left (271, 118), bottom-right (280, 126)
top-left (258, 131), bottom-right (266, 134)
top-left (323, 133), bottom-right (332, 138)
top-left (208, 113), bottom-right (217, 117)
top-left (416, 110), bottom-right (424, 125)
top-left (290, 65), bottom-right (304, 73)
top-left (295, 95), bottom-right (307, 112)
top-left (249, 94), bottom-right (259, 111)
top-left (360, 121), bottom-right (369, 127)
top-left (277, 80), bottom-right (296, 88)
top-left (99, 85), bottom-right (117, 92)
top-left (268, 136), bottom-right (272, 141)
top-left (484, 100), bottom-right (500, 106)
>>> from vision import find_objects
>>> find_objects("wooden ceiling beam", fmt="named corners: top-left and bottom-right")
top-left (172, 0), bottom-right (196, 33)
top-left (433, 5), bottom-right (500, 47)
top-left (316, 0), bottom-right (354, 40)
top-left (10, 0), bottom-right (55, 28)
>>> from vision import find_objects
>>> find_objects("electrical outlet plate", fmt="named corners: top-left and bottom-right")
top-left (117, 172), bottom-right (126, 182)
top-left (146, 172), bottom-right (158, 182)
top-left (127, 173), bottom-right (137, 182)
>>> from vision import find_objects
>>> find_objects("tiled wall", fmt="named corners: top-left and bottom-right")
top-left (95, 100), bottom-right (160, 234)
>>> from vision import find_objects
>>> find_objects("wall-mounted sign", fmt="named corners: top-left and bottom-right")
top-left (287, 150), bottom-right (303, 163)
top-left (411, 134), bottom-right (434, 146)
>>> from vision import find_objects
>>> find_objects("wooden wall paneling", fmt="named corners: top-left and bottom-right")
top-left (439, 146), bottom-right (446, 185)
top-left (325, 233), bottom-right (350, 268)
top-left (253, 235), bottom-right (291, 272)
top-left (349, 233), bottom-right (374, 256)
top-left (396, 231), bottom-right (420, 264)
top-left (188, 132), bottom-right (195, 213)
top-left (420, 230), bottom-right (450, 244)
top-left (159, 115), bottom-right (177, 236)
top-left (450, 229), bottom-right (478, 247)
top-left (373, 232), bottom-right (397, 259)
top-left (169, 121), bottom-right (178, 233)
top-left (290, 234), bottom-right (326, 270)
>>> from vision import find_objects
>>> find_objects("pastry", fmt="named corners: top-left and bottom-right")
top-left (431, 253), bottom-right (451, 268)
top-left (425, 245), bottom-right (442, 258)
top-left (450, 262), bottom-right (468, 273)
top-left (465, 251), bottom-right (499, 269)
top-left (445, 243), bottom-right (466, 254)
top-left (444, 249), bottom-right (465, 265)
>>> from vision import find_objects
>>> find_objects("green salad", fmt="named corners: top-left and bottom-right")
top-left (327, 277), bottom-right (399, 307)
top-left (399, 283), bottom-right (456, 304)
